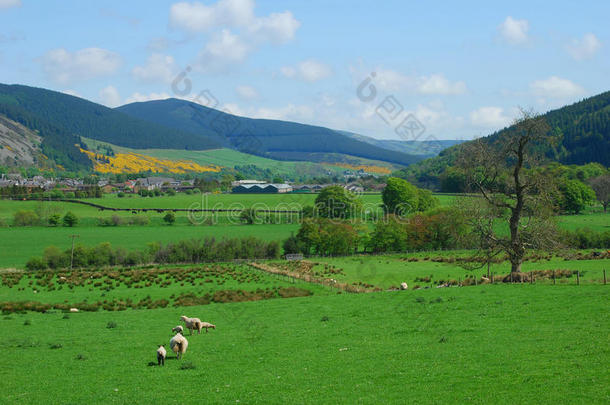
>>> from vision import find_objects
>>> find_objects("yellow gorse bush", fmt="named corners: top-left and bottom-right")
top-left (324, 162), bottom-right (392, 175)
top-left (81, 149), bottom-right (222, 174)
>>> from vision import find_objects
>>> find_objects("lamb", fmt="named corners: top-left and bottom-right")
top-left (169, 333), bottom-right (188, 360)
top-left (200, 322), bottom-right (216, 333)
top-left (180, 315), bottom-right (203, 335)
top-left (171, 325), bottom-right (183, 334)
top-left (400, 282), bottom-right (408, 290)
top-left (156, 345), bottom-right (166, 366)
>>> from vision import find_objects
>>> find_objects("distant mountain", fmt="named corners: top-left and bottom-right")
top-left (338, 131), bottom-right (464, 156)
top-left (0, 84), bottom-right (221, 170)
top-left (116, 98), bottom-right (422, 166)
top-left (398, 91), bottom-right (610, 190)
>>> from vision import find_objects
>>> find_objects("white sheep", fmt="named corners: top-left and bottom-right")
top-left (156, 345), bottom-right (166, 366)
top-left (69, 308), bottom-right (79, 313)
top-left (169, 333), bottom-right (188, 360)
top-left (400, 282), bottom-right (408, 290)
top-left (200, 322), bottom-right (216, 333)
top-left (180, 315), bottom-right (203, 335)
top-left (171, 325), bottom-right (184, 334)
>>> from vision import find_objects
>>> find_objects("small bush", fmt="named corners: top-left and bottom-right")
top-left (26, 257), bottom-right (47, 271)
top-left (13, 210), bottom-right (39, 226)
top-left (106, 321), bottom-right (117, 329)
top-left (320, 315), bottom-right (330, 322)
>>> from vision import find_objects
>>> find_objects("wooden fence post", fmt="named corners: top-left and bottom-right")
top-left (553, 271), bottom-right (556, 285)
top-left (604, 269), bottom-right (607, 285)
top-left (576, 271), bottom-right (580, 286)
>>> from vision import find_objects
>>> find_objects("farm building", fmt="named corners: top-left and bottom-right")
top-left (232, 183), bottom-right (293, 193)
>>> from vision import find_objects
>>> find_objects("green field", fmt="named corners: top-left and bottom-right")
top-left (82, 138), bottom-right (399, 178)
top-left (0, 285), bottom-right (607, 404)
top-left (307, 252), bottom-right (609, 288)
top-left (0, 193), bottom-right (608, 269)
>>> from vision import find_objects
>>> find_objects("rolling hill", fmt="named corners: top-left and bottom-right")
top-left (0, 84), bottom-right (423, 171)
top-left (398, 91), bottom-right (610, 189)
top-left (116, 98), bottom-right (422, 166)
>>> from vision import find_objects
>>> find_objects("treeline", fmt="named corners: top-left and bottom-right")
top-left (25, 237), bottom-right (281, 270)
top-left (398, 90), bottom-right (610, 190)
top-left (284, 207), bottom-right (610, 257)
top-left (0, 186), bottom-right (103, 199)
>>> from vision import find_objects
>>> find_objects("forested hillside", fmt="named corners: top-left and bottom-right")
top-left (0, 84), bottom-right (221, 170)
top-left (399, 91), bottom-right (610, 190)
top-left (117, 99), bottom-right (422, 166)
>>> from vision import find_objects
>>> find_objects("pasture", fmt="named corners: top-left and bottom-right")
top-left (0, 285), bottom-right (607, 404)
top-left (0, 192), bottom-right (607, 269)
top-left (307, 251), bottom-right (610, 289)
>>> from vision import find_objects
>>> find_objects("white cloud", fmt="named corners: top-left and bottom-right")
top-left (281, 59), bottom-right (332, 82)
top-left (530, 76), bottom-right (585, 99)
top-left (99, 86), bottom-right (122, 108)
top-left (169, 0), bottom-right (299, 43)
top-left (0, 0), bottom-right (20, 10)
top-left (470, 106), bottom-right (511, 128)
top-left (417, 74), bottom-right (467, 95)
top-left (124, 92), bottom-right (172, 105)
top-left (170, 0), bottom-right (254, 32)
top-left (132, 53), bottom-right (177, 83)
top-left (248, 11), bottom-right (300, 44)
top-left (170, 1), bottom-right (299, 71)
top-left (236, 85), bottom-right (258, 100)
top-left (366, 69), bottom-right (466, 95)
top-left (40, 47), bottom-right (121, 84)
top-left (197, 29), bottom-right (250, 72)
top-left (567, 33), bottom-right (601, 60)
top-left (498, 16), bottom-right (529, 45)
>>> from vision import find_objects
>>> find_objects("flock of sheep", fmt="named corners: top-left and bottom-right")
top-left (156, 315), bottom-right (216, 366)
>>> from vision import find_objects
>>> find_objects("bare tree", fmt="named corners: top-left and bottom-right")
top-left (457, 109), bottom-right (560, 275)
top-left (589, 175), bottom-right (610, 213)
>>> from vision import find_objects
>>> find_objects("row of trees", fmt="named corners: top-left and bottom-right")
top-left (26, 237), bottom-right (281, 270)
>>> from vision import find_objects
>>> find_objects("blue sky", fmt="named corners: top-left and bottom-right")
top-left (0, 0), bottom-right (608, 141)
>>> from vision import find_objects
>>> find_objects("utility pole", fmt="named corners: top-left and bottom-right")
top-left (69, 234), bottom-right (80, 269)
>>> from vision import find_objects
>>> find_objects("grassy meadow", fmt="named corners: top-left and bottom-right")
top-left (0, 192), bottom-right (608, 269)
top-left (0, 285), bottom-right (607, 404)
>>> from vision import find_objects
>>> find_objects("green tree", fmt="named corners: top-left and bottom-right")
top-left (13, 210), bottom-right (40, 226)
top-left (62, 211), bottom-right (78, 227)
top-left (558, 179), bottom-right (596, 214)
top-left (163, 212), bottom-right (176, 225)
top-left (48, 214), bottom-right (61, 227)
top-left (315, 186), bottom-right (362, 219)
top-left (416, 188), bottom-right (439, 212)
top-left (382, 177), bottom-right (418, 216)
top-left (589, 174), bottom-right (610, 213)
top-left (239, 208), bottom-right (258, 225)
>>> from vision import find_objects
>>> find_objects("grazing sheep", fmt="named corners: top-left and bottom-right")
top-left (69, 308), bottom-right (79, 313)
top-left (172, 325), bottom-right (183, 334)
top-left (400, 282), bottom-right (408, 290)
top-left (169, 333), bottom-right (188, 360)
top-left (200, 322), bottom-right (216, 333)
top-left (156, 345), bottom-right (166, 366)
top-left (180, 316), bottom-right (203, 335)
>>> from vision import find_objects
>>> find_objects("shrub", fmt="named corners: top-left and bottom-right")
top-left (26, 257), bottom-right (47, 271)
top-left (106, 321), bottom-right (117, 329)
top-left (117, 192), bottom-right (125, 198)
top-left (48, 214), bottom-right (61, 227)
top-left (13, 210), bottom-right (39, 226)
top-left (163, 212), bottom-right (176, 225)
top-left (62, 211), bottom-right (78, 227)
